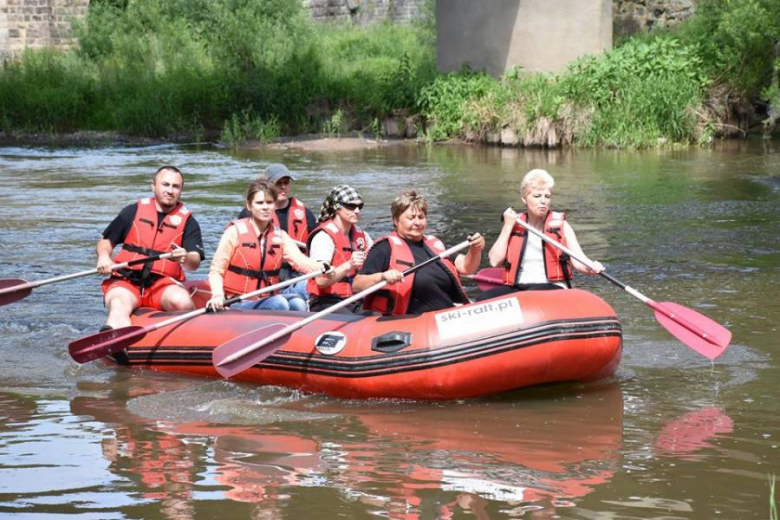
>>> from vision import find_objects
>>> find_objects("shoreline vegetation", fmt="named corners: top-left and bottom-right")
top-left (1, 0), bottom-right (778, 150)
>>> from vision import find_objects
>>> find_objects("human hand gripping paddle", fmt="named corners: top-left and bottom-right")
top-left (0, 252), bottom-right (180, 307)
top-left (68, 264), bottom-right (332, 364)
top-left (512, 217), bottom-right (732, 360)
top-left (212, 238), bottom-right (475, 378)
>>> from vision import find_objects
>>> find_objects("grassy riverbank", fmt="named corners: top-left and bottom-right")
top-left (0, 0), bottom-right (777, 148)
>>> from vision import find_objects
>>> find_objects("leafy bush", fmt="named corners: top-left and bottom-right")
top-left (418, 69), bottom-right (501, 140)
top-left (560, 37), bottom-right (709, 146)
top-left (677, 0), bottom-right (780, 96)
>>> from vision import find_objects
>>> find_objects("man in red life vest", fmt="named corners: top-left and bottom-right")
top-left (96, 166), bottom-right (205, 330)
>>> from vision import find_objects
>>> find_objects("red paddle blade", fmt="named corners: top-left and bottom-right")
top-left (0, 279), bottom-right (32, 306)
top-left (212, 323), bottom-right (289, 379)
top-left (69, 325), bottom-right (147, 364)
top-left (464, 268), bottom-right (504, 291)
top-left (478, 267), bottom-right (503, 280)
top-left (652, 301), bottom-right (732, 360)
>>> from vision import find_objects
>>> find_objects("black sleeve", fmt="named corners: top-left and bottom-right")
top-left (238, 207), bottom-right (249, 219)
top-left (306, 207), bottom-right (317, 233)
top-left (101, 204), bottom-right (137, 246)
top-left (182, 216), bottom-right (206, 260)
top-left (275, 205), bottom-right (289, 233)
top-left (358, 241), bottom-right (391, 275)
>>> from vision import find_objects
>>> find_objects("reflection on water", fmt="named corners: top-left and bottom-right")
top-left (0, 140), bottom-right (778, 518)
top-left (21, 381), bottom-right (737, 519)
top-left (654, 406), bottom-right (734, 459)
top-left (65, 383), bottom-right (626, 518)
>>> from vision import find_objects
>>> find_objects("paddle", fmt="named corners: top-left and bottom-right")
top-left (511, 217), bottom-right (732, 360)
top-left (462, 267), bottom-right (504, 291)
top-left (68, 265), bottom-right (331, 364)
top-left (0, 252), bottom-right (180, 307)
top-left (212, 238), bottom-right (474, 378)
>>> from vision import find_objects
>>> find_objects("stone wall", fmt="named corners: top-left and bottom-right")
top-left (614, 0), bottom-right (696, 39)
top-left (303, 0), bottom-right (697, 32)
top-left (302, 0), bottom-right (425, 25)
top-left (0, 0), bottom-right (698, 58)
top-left (0, 0), bottom-right (88, 57)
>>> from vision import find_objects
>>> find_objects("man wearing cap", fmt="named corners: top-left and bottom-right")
top-left (238, 163), bottom-right (317, 294)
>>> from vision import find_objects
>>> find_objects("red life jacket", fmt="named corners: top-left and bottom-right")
top-left (363, 232), bottom-right (470, 316)
top-left (503, 211), bottom-right (572, 286)
top-left (222, 219), bottom-right (284, 297)
top-left (113, 197), bottom-right (190, 281)
top-left (273, 197), bottom-right (309, 244)
top-left (306, 220), bottom-right (368, 299)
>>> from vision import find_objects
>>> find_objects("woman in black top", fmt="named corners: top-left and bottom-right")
top-left (353, 189), bottom-right (484, 316)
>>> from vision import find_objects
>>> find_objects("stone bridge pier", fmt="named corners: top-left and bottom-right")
top-left (436, 0), bottom-right (613, 76)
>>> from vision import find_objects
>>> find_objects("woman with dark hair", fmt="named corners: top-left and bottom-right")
top-left (306, 185), bottom-right (373, 313)
top-left (353, 189), bottom-right (484, 316)
top-left (206, 179), bottom-right (327, 311)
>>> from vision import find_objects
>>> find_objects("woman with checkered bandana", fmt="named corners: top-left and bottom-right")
top-left (307, 185), bottom-right (373, 313)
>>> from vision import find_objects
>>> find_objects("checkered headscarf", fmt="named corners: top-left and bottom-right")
top-left (318, 184), bottom-right (363, 223)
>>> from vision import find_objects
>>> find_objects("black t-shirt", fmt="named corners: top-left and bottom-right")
top-left (237, 199), bottom-right (317, 235)
top-left (359, 238), bottom-right (464, 315)
top-left (102, 203), bottom-right (205, 284)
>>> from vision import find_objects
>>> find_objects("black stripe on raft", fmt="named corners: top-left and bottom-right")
top-left (121, 317), bottom-right (622, 378)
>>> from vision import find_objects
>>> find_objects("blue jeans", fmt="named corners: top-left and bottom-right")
top-left (233, 294), bottom-right (308, 311)
top-left (282, 276), bottom-right (310, 300)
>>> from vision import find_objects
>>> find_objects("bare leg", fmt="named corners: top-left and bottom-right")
top-left (104, 286), bottom-right (140, 329)
top-left (159, 284), bottom-right (196, 312)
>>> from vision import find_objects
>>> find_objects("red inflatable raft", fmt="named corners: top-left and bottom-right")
top-left (111, 285), bottom-right (622, 400)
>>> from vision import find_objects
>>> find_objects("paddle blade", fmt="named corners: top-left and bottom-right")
top-left (652, 301), bottom-right (732, 360)
top-left (463, 268), bottom-right (504, 291)
top-left (69, 325), bottom-right (147, 364)
top-left (212, 323), bottom-right (290, 379)
top-left (0, 279), bottom-right (32, 306)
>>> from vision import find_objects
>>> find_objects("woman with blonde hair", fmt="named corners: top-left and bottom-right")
top-left (481, 169), bottom-right (603, 300)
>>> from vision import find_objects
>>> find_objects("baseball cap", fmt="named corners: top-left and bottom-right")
top-left (264, 163), bottom-right (296, 183)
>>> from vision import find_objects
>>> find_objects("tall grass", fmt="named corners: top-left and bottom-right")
top-left (0, 0), bottom-right (435, 138)
top-left (0, 0), bottom-right (776, 146)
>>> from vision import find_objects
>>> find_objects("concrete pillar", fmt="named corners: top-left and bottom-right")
top-left (436, 0), bottom-right (612, 76)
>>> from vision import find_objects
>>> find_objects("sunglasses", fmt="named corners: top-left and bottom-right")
top-left (341, 202), bottom-right (364, 211)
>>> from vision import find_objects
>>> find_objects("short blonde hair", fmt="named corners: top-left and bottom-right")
top-left (391, 189), bottom-right (428, 226)
top-left (520, 169), bottom-right (555, 199)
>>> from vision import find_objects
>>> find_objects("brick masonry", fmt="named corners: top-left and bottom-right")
top-left (0, 0), bottom-right (89, 57)
top-left (302, 0), bottom-right (425, 25)
top-left (613, 0), bottom-right (696, 39)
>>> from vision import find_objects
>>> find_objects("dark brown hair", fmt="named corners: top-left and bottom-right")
top-left (246, 177), bottom-right (278, 204)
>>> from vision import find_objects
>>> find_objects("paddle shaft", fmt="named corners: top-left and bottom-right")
top-left (512, 217), bottom-right (715, 343)
top-left (101, 267), bottom-right (326, 343)
top-left (0, 252), bottom-right (178, 295)
top-left (216, 239), bottom-right (473, 368)
top-left (462, 270), bottom-right (503, 286)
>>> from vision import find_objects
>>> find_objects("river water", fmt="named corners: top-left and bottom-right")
top-left (0, 140), bottom-right (777, 519)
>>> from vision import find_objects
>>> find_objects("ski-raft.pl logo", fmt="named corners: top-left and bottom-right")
top-left (434, 297), bottom-right (523, 341)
